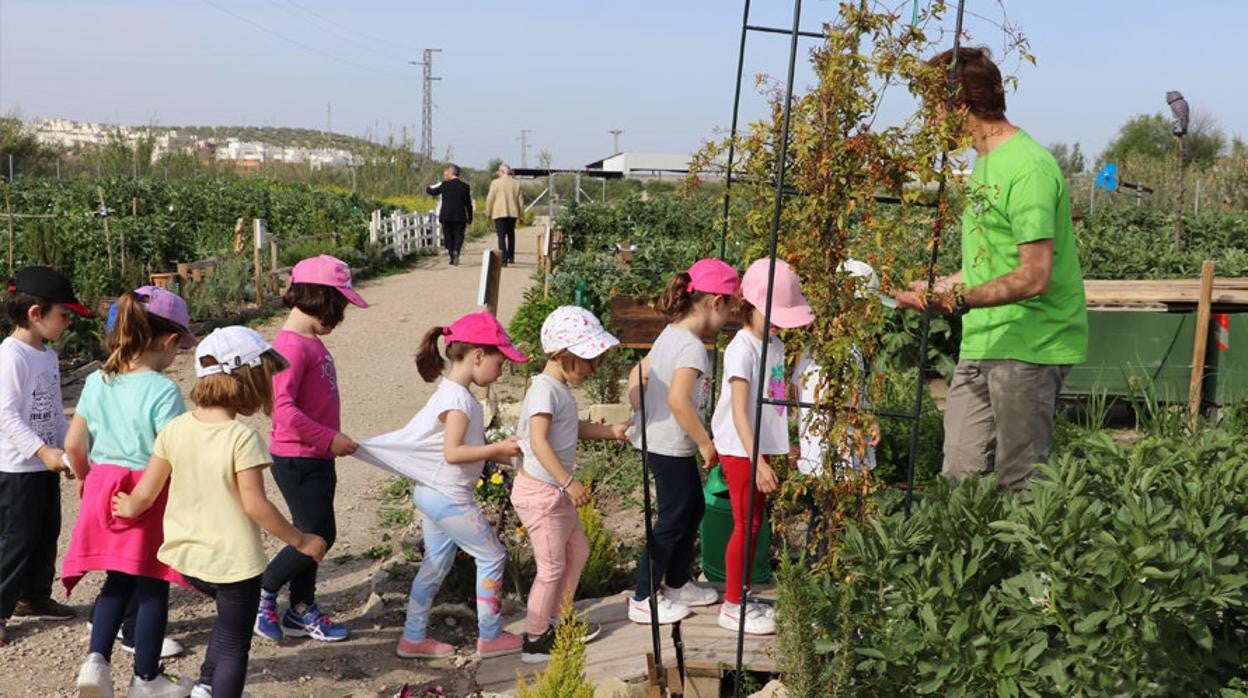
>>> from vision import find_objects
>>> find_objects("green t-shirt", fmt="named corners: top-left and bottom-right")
top-left (959, 130), bottom-right (1088, 365)
top-left (75, 369), bottom-right (186, 470)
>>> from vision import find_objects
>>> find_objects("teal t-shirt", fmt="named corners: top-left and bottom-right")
top-left (75, 369), bottom-right (186, 470)
top-left (960, 130), bottom-right (1088, 365)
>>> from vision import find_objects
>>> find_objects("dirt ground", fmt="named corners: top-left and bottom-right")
top-left (0, 227), bottom-right (562, 697)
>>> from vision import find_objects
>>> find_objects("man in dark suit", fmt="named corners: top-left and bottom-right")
top-left (425, 164), bottom-right (473, 265)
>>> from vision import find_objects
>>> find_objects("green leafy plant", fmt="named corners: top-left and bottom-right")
top-left (515, 602), bottom-right (595, 698)
top-left (575, 493), bottom-right (623, 599)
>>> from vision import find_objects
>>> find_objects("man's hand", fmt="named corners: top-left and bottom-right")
top-left (330, 433), bottom-right (358, 457)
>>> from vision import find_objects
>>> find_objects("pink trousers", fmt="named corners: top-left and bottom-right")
top-left (510, 473), bottom-right (590, 636)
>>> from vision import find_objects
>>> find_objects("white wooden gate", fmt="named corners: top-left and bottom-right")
top-left (369, 210), bottom-right (441, 259)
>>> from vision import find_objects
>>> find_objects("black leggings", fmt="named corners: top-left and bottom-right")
top-left (634, 453), bottom-right (706, 600)
top-left (261, 456), bottom-right (336, 605)
top-left (186, 574), bottom-right (262, 698)
top-left (89, 572), bottom-right (169, 680)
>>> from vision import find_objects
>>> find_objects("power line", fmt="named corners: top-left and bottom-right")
top-left (265, 0), bottom-right (410, 64)
top-left (198, 0), bottom-right (406, 79)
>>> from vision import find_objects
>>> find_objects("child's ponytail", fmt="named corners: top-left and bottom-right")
top-left (104, 292), bottom-right (154, 376)
top-left (656, 271), bottom-right (696, 320)
top-left (415, 326), bottom-right (447, 382)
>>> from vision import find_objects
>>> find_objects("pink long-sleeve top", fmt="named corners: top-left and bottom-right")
top-left (269, 330), bottom-right (341, 460)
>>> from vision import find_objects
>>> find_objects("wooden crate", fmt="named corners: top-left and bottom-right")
top-left (609, 296), bottom-right (739, 349)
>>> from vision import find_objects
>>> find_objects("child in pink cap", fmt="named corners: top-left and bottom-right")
top-left (256, 254), bottom-right (367, 644)
top-left (512, 305), bottom-right (629, 663)
top-left (709, 258), bottom-right (813, 637)
top-left (352, 311), bottom-right (529, 660)
top-left (63, 287), bottom-right (198, 696)
top-left (625, 258), bottom-right (740, 627)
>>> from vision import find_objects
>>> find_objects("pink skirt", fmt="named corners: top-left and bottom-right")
top-left (61, 463), bottom-right (188, 596)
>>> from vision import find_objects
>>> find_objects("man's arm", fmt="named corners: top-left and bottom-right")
top-left (425, 182), bottom-right (443, 196)
top-left (962, 239), bottom-right (1053, 309)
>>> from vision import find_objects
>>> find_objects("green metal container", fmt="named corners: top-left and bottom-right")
top-left (1062, 311), bottom-right (1197, 402)
top-left (700, 465), bottom-right (773, 585)
top-left (1209, 313), bottom-right (1248, 406)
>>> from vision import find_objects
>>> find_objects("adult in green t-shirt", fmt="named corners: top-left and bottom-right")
top-left (894, 47), bottom-right (1088, 491)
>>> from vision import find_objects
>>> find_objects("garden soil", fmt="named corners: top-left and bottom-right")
top-left (0, 227), bottom-right (579, 697)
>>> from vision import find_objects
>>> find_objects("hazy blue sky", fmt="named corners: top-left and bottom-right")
top-left (1, 1), bottom-right (1244, 169)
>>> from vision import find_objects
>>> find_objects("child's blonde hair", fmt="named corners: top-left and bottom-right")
top-left (190, 351), bottom-right (289, 416)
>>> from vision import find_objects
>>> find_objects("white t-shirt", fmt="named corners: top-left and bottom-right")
top-left (0, 337), bottom-right (67, 474)
top-left (518, 373), bottom-right (579, 485)
top-left (354, 380), bottom-right (485, 503)
top-left (628, 325), bottom-right (710, 457)
top-left (792, 347), bottom-right (876, 476)
top-left (710, 331), bottom-right (789, 458)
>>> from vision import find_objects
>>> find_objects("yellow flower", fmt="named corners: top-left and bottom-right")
top-left (490, 473), bottom-right (504, 485)
top-left (516, 525), bottom-right (527, 536)
top-left (476, 479), bottom-right (484, 489)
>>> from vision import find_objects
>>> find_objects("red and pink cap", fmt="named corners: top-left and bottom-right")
top-left (291, 255), bottom-right (368, 308)
top-left (443, 311), bottom-right (528, 363)
top-left (686, 258), bottom-right (741, 295)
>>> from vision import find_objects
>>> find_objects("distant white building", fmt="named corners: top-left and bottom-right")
top-left (585, 152), bottom-right (693, 178)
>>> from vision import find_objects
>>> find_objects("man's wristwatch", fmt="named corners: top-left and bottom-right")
top-left (953, 293), bottom-right (971, 317)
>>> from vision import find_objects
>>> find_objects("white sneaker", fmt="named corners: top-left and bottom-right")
top-left (189, 685), bottom-right (251, 698)
top-left (126, 673), bottom-right (194, 698)
top-left (628, 594), bottom-right (690, 625)
top-left (86, 622), bottom-right (185, 659)
top-left (76, 652), bottom-right (114, 698)
top-left (664, 581), bottom-right (719, 607)
top-left (717, 601), bottom-right (775, 635)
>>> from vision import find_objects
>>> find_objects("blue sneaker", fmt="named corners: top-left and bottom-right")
top-left (281, 603), bottom-right (350, 642)
top-left (254, 599), bottom-right (284, 642)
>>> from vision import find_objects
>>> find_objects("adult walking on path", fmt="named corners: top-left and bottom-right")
top-left (894, 46), bottom-right (1088, 492)
top-left (485, 165), bottom-right (524, 267)
top-left (426, 164), bottom-right (473, 266)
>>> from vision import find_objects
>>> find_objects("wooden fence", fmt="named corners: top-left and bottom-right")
top-left (369, 209), bottom-right (440, 259)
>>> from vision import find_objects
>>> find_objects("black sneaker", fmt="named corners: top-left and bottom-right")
top-left (13, 597), bottom-right (75, 621)
top-left (521, 626), bottom-right (556, 664)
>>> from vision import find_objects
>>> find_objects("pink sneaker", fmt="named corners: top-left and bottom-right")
top-left (477, 630), bottom-right (523, 658)
top-left (396, 637), bottom-right (455, 659)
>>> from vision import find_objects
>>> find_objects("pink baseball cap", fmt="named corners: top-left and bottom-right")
top-left (741, 258), bottom-right (814, 329)
top-left (686, 258), bottom-right (741, 295)
top-left (443, 311), bottom-right (528, 363)
top-left (108, 286), bottom-right (197, 348)
top-left (291, 255), bottom-right (368, 308)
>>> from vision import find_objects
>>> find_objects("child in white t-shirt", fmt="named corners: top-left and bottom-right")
top-left (710, 259), bottom-right (813, 637)
top-left (512, 305), bottom-right (628, 664)
top-left (353, 311), bottom-right (528, 660)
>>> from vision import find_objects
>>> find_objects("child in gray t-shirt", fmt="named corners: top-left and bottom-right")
top-left (625, 259), bottom-right (741, 626)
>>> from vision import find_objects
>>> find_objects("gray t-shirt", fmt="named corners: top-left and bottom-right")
top-left (518, 374), bottom-right (579, 485)
top-left (629, 325), bottom-right (710, 458)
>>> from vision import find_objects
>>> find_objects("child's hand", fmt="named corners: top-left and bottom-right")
top-left (756, 462), bottom-right (779, 494)
top-left (112, 492), bottom-right (137, 519)
top-left (868, 419), bottom-right (881, 447)
top-left (330, 432), bottom-right (358, 457)
top-left (297, 533), bottom-right (329, 562)
top-left (494, 436), bottom-right (522, 460)
top-left (37, 446), bottom-right (68, 475)
top-left (564, 480), bottom-right (591, 507)
top-left (698, 442), bottom-right (719, 471)
top-left (609, 422), bottom-right (630, 442)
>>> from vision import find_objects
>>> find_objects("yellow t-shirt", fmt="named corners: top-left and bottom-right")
top-left (154, 412), bottom-right (272, 583)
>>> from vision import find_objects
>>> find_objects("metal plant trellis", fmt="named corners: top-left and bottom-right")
top-left (718, 0), bottom-right (966, 695)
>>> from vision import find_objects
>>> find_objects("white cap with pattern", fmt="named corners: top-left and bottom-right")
top-left (540, 305), bottom-right (620, 360)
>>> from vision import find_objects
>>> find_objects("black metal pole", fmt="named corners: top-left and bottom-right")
top-left (734, 0), bottom-right (803, 695)
top-left (903, 0), bottom-right (967, 519)
top-left (636, 365), bottom-right (667, 692)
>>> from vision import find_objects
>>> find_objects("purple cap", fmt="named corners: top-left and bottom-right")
top-left (108, 286), bottom-right (196, 348)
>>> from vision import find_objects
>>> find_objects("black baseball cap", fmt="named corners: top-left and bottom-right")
top-left (9, 266), bottom-right (96, 317)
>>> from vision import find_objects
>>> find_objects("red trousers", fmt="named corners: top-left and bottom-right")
top-left (719, 455), bottom-right (769, 605)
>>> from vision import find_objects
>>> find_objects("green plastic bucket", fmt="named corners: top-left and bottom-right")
top-left (699, 465), bottom-right (773, 585)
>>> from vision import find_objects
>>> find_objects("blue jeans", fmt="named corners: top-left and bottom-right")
top-left (404, 486), bottom-right (507, 642)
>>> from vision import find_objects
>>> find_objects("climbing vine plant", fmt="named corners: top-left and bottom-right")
top-left (686, 2), bottom-right (1032, 555)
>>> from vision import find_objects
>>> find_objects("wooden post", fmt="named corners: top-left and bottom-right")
top-left (369, 210), bottom-right (380, 245)
top-left (270, 237), bottom-right (278, 277)
top-left (253, 219), bottom-right (264, 306)
top-left (1188, 260), bottom-right (1216, 424)
top-left (97, 187), bottom-right (113, 274)
top-left (3, 184), bottom-right (14, 276)
top-left (123, 196), bottom-right (136, 277)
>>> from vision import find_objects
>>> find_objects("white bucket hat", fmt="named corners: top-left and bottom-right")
top-left (540, 305), bottom-right (620, 360)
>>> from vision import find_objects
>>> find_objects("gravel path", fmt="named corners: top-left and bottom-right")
top-left (0, 227), bottom-right (541, 697)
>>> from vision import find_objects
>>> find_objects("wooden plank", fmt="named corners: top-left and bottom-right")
top-left (609, 296), bottom-right (740, 349)
top-left (1083, 278), bottom-right (1248, 307)
top-left (1189, 261), bottom-right (1216, 421)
